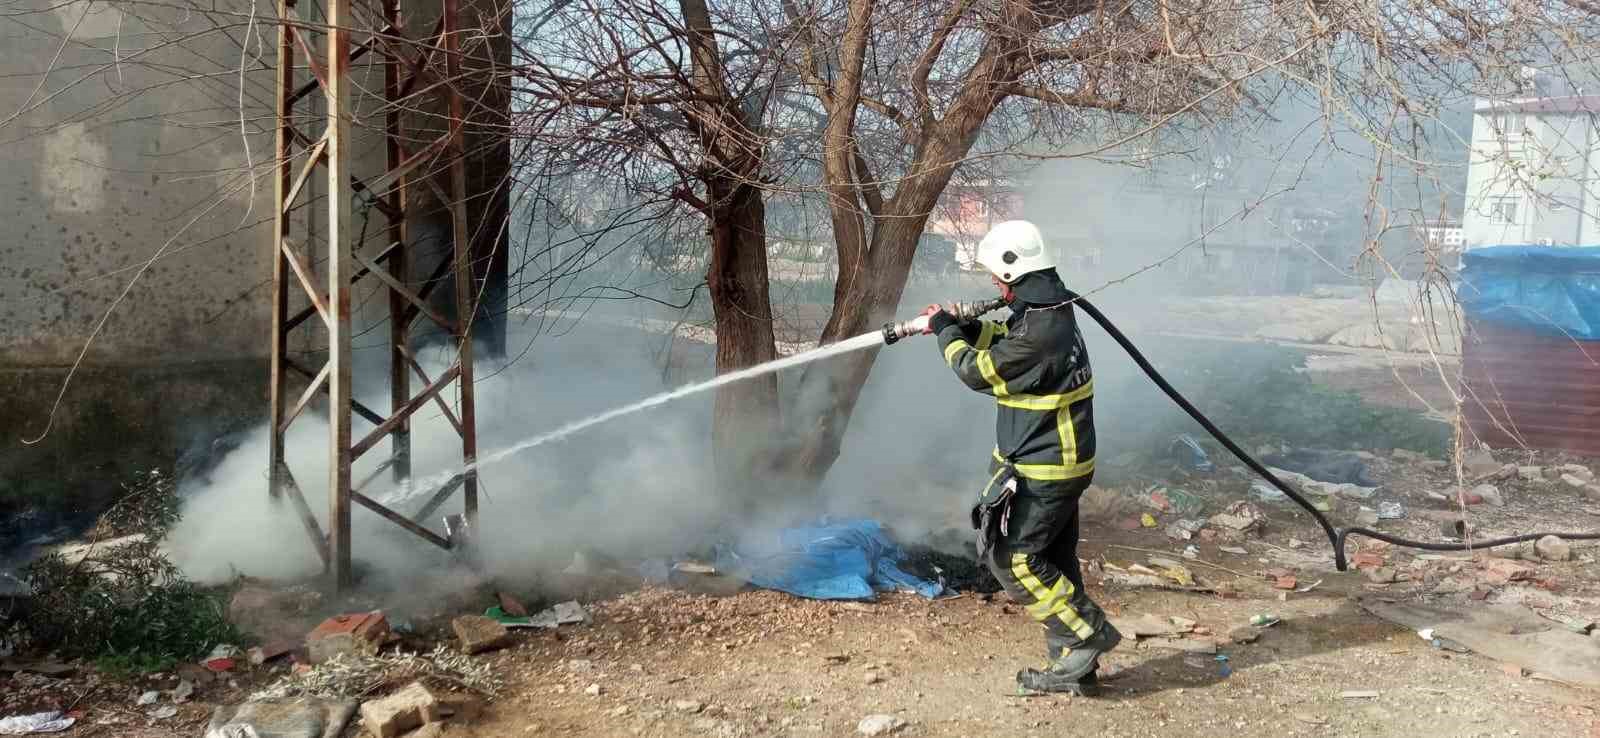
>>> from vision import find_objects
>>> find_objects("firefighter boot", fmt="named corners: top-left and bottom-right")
top-left (1015, 622), bottom-right (1122, 694)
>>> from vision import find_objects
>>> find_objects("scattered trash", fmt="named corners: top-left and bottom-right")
top-left (1417, 628), bottom-right (1471, 654)
top-left (1249, 481), bottom-right (1288, 503)
top-left (306, 612), bottom-right (390, 664)
top-left (1351, 554), bottom-right (1383, 573)
top-left (1207, 501), bottom-right (1266, 537)
top-left (1296, 580), bottom-right (1323, 594)
top-left (1140, 513), bottom-right (1158, 528)
top-left (251, 645), bottom-right (501, 702)
top-left (1214, 654), bottom-right (1232, 678)
top-left (1273, 575), bottom-right (1297, 590)
top-left (674, 561), bottom-right (718, 575)
top-left (1535, 536), bottom-right (1573, 562)
top-left (1267, 466), bottom-right (1376, 502)
top-left (1365, 567), bottom-right (1399, 584)
top-left (489, 599), bottom-right (591, 631)
top-left (1113, 614), bottom-right (1195, 637)
top-left (136, 691), bottom-right (159, 706)
top-left (1101, 562), bottom-right (1212, 592)
top-left (147, 706), bottom-right (178, 720)
top-left (1250, 614), bottom-right (1281, 627)
top-left (1354, 508), bottom-right (1380, 527)
top-left (858, 714), bottom-right (907, 736)
top-left (1140, 486), bottom-right (1207, 516)
top-left (1377, 501), bottom-right (1406, 520)
top-left (1169, 434), bottom-right (1215, 473)
top-left (453, 615), bottom-right (512, 654)
top-left (1471, 483), bottom-right (1505, 507)
top-left (1182, 544), bottom-right (1200, 560)
top-left (712, 519), bottom-right (944, 600)
top-left (1339, 690), bottom-right (1380, 700)
top-left (0, 712), bottom-right (75, 735)
top-left (1261, 448), bottom-right (1378, 486)
top-left (496, 592), bottom-right (530, 617)
top-left (207, 644), bottom-right (243, 661)
top-left (172, 680), bottom-right (194, 704)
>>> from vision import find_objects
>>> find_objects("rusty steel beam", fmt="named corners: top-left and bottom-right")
top-left (444, 0), bottom-right (480, 528)
top-left (352, 492), bottom-right (452, 549)
top-left (325, 0), bottom-right (355, 591)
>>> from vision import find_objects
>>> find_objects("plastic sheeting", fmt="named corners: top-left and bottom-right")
top-left (1460, 245), bottom-right (1600, 339)
top-left (713, 519), bottom-right (945, 601)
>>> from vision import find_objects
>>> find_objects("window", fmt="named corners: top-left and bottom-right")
top-left (1489, 198), bottom-right (1519, 224)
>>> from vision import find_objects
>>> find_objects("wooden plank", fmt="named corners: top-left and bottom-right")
top-left (281, 239), bottom-right (330, 327)
top-left (284, 357), bottom-right (386, 426)
top-left (355, 249), bottom-right (457, 334)
top-left (276, 462), bottom-right (331, 565)
top-left (411, 473), bottom-right (466, 526)
top-left (279, 360), bottom-right (330, 433)
top-left (281, 135), bottom-right (328, 214)
top-left (325, 0), bottom-right (355, 591)
top-left (352, 492), bottom-right (451, 549)
top-left (285, 241), bottom-right (402, 332)
top-left (351, 364), bottom-right (462, 459)
top-left (397, 343), bottom-right (463, 435)
top-left (445, 0), bottom-right (479, 527)
top-left (269, 0), bottom-right (296, 503)
top-left (382, 0), bottom-right (412, 485)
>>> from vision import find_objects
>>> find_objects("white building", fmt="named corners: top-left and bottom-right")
top-left (1462, 70), bottom-right (1600, 249)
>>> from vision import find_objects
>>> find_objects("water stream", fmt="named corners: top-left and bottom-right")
top-left (379, 330), bottom-right (887, 506)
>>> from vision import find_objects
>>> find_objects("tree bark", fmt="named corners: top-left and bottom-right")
top-left (706, 181), bottom-right (780, 499)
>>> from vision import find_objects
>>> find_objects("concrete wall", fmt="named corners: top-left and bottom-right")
top-left (0, 0), bottom-right (345, 520)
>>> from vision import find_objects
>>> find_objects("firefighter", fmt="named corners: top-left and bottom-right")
top-left (921, 219), bottom-right (1122, 695)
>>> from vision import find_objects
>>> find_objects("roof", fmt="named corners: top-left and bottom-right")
top-left (1475, 95), bottom-right (1600, 115)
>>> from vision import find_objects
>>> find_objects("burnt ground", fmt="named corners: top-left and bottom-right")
top-left (10, 449), bottom-right (1599, 738)
top-left (6, 357), bottom-right (1600, 738)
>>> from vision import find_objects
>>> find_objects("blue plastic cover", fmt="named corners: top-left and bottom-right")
top-left (1460, 245), bottom-right (1600, 340)
top-left (713, 519), bottom-right (946, 601)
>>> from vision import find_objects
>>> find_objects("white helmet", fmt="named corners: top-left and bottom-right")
top-left (975, 220), bottom-right (1054, 283)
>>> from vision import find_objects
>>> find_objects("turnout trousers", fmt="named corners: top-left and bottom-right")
top-left (980, 475), bottom-right (1107, 648)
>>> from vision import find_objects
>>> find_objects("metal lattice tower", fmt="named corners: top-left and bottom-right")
top-left (268, 0), bottom-right (482, 590)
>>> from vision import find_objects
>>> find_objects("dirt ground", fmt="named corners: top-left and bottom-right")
top-left (455, 579), bottom-right (1600, 738)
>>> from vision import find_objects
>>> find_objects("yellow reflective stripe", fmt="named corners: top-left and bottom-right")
top-left (1014, 459), bottom-right (1096, 480)
top-left (1061, 405), bottom-right (1077, 468)
top-left (995, 380), bottom-right (1094, 410)
top-left (1011, 554), bottom-right (1095, 639)
top-left (943, 339), bottom-right (968, 367)
top-left (976, 321), bottom-right (998, 350)
top-left (1010, 553), bottom-right (1050, 600)
top-left (979, 465), bottom-right (1006, 500)
top-left (976, 351), bottom-right (1008, 396)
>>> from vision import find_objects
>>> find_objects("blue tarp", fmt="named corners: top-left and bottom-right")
top-left (1460, 245), bottom-right (1600, 340)
top-left (711, 519), bottom-right (945, 601)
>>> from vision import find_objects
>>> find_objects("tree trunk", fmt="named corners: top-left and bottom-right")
top-left (707, 181), bottom-right (780, 500)
top-left (780, 125), bottom-right (989, 486)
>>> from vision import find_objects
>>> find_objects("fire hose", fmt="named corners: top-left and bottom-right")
top-left (884, 293), bottom-right (1600, 571)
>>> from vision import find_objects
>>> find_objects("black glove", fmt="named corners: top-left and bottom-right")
top-left (926, 309), bottom-right (957, 336)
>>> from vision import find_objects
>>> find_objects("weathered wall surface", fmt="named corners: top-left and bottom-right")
top-left (0, 0), bottom-right (288, 521)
